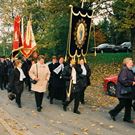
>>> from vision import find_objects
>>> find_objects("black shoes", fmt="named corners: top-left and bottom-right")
top-left (81, 101), bottom-right (85, 105)
top-left (50, 99), bottom-right (53, 104)
top-left (37, 106), bottom-right (43, 112)
top-left (109, 111), bottom-right (116, 121)
top-left (18, 104), bottom-right (22, 108)
top-left (63, 105), bottom-right (67, 111)
top-left (47, 95), bottom-right (50, 99)
top-left (74, 110), bottom-right (81, 114)
top-left (123, 119), bottom-right (135, 123)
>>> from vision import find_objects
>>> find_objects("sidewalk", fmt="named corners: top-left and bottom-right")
top-left (0, 122), bottom-right (10, 135)
top-left (0, 89), bottom-right (135, 135)
top-left (0, 107), bottom-right (33, 135)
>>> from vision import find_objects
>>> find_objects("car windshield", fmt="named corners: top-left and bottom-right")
top-left (97, 44), bottom-right (108, 48)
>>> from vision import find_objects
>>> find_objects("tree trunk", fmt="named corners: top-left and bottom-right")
top-left (131, 27), bottom-right (135, 62)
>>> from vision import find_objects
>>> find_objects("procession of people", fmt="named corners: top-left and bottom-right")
top-left (0, 54), bottom-right (91, 115)
top-left (1, 54), bottom-right (135, 124)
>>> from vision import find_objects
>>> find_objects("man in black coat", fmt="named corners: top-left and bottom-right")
top-left (48, 56), bottom-right (58, 103)
top-left (22, 56), bottom-right (32, 91)
top-left (62, 58), bottom-right (82, 114)
top-left (0, 56), bottom-right (8, 90)
top-left (49, 56), bottom-right (66, 104)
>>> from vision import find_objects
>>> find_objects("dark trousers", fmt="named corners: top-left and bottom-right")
top-left (49, 85), bottom-right (55, 102)
top-left (80, 86), bottom-right (87, 103)
top-left (0, 76), bottom-right (4, 90)
top-left (35, 92), bottom-right (44, 108)
top-left (109, 98), bottom-right (132, 120)
top-left (65, 91), bottom-right (80, 112)
top-left (24, 77), bottom-right (31, 91)
top-left (80, 76), bottom-right (88, 103)
top-left (15, 82), bottom-right (23, 105)
top-left (49, 86), bottom-right (66, 102)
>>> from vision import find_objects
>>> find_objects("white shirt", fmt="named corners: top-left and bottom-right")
top-left (71, 67), bottom-right (76, 84)
top-left (17, 67), bottom-right (26, 81)
top-left (81, 64), bottom-right (87, 76)
top-left (53, 64), bottom-right (64, 74)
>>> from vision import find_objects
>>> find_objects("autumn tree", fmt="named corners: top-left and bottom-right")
top-left (112, 0), bottom-right (135, 60)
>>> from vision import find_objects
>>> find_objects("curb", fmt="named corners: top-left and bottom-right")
top-left (0, 108), bottom-right (33, 135)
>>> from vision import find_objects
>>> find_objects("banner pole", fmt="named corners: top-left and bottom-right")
top-left (65, 5), bottom-right (73, 60)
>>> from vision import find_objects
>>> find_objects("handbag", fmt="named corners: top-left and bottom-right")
top-left (120, 86), bottom-right (133, 95)
top-left (30, 64), bottom-right (38, 84)
top-left (8, 92), bottom-right (16, 101)
top-left (30, 79), bottom-right (37, 84)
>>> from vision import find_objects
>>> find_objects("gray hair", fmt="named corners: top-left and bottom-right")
top-left (123, 57), bottom-right (133, 65)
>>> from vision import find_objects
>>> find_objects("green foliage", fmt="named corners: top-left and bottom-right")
top-left (112, 0), bottom-right (135, 29)
top-left (112, 0), bottom-right (135, 61)
top-left (22, 0), bottom-right (81, 57)
top-left (87, 52), bottom-right (132, 64)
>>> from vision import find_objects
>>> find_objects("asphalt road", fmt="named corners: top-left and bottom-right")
top-left (0, 89), bottom-right (135, 135)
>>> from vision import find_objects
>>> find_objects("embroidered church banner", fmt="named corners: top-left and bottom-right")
top-left (68, 6), bottom-right (92, 57)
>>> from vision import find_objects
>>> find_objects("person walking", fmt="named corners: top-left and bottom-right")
top-left (29, 55), bottom-right (50, 112)
top-left (48, 56), bottom-right (58, 99)
top-left (62, 58), bottom-right (82, 114)
top-left (109, 57), bottom-right (135, 123)
top-left (8, 59), bottom-right (25, 108)
top-left (78, 58), bottom-right (91, 104)
top-left (49, 56), bottom-right (66, 104)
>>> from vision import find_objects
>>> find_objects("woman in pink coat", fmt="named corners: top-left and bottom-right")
top-left (29, 55), bottom-right (50, 112)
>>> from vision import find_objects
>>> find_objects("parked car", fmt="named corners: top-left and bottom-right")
top-left (90, 43), bottom-right (116, 53)
top-left (103, 75), bottom-right (118, 96)
top-left (112, 45), bottom-right (128, 52)
top-left (120, 42), bottom-right (131, 51)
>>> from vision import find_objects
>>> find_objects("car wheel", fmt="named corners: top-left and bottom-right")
top-left (107, 82), bottom-right (116, 96)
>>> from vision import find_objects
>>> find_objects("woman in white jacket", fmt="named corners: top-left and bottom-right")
top-left (29, 55), bottom-right (50, 112)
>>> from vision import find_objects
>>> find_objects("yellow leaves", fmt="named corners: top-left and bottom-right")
top-left (91, 123), bottom-right (96, 127)
top-left (109, 125), bottom-right (114, 129)
top-left (31, 110), bottom-right (37, 116)
top-left (73, 133), bottom-right (79, 135)
top-left (81, 128), bottom-right (89, 135)
top-left (55, 131), bottom-right (65, 135)
top-left (33, 124), bottom-right (40, 128)
top-left (56, 121), bottom-right (62, 124)
top-left (91, 63), bottom-right (120, 86)
top-left (86, 85), bottom-right (117, 108)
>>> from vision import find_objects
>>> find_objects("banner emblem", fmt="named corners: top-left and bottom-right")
top-left (74, 19), bottom-right (87, 49)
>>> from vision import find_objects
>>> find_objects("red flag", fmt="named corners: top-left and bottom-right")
top-left (12, 16), bottom-right (23, 58)
top-left (21, 20), bottom-right (36, 58)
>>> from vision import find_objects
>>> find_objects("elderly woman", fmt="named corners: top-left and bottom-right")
top-left (109, 57), bottom-right (135, 123)
top-left (29, 55), bottom-right (50, 112)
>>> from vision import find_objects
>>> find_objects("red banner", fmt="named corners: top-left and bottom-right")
top-left (12, 16), bottom-right (23, 58)
top-left (21, 20), bottom-right (36, 58)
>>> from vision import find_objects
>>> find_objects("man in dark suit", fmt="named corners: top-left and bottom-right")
top-left (49, 56), bottom-right (66, 104)
top-left (22, 56), bottom-right (32, 91)
top-left (48, 56), bottom-right (58, 102)
top-left (0, 56), bottom-right (7, 90)
top-left (62, 58), bottom-right (82, 114)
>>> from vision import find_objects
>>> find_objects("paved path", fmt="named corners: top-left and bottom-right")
top-left (0, 122), bottom-right (10, 135)
top-left (0, 89), bottom-right (135, 135)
